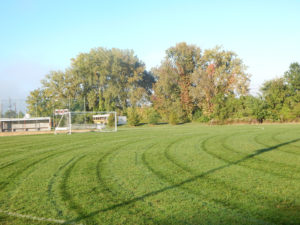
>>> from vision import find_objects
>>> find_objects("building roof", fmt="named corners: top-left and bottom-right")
top-left (0, 117), bottom-right (51, 122)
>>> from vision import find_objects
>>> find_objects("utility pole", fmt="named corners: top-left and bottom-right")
top-left (8, 98), bottom-right (12, 118)
top-left (15, 102), bottom-right (19, 124)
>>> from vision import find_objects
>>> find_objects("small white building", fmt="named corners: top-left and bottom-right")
top-left (0, 117), bottom-right (51, 132)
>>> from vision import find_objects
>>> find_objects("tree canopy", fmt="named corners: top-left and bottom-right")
top-left (152, 43), bottom-right (250, 122)
top-left (27, 47), bottom-right (155, 115)
top-left (26, 44), bottom-right (300, 124)
top-left (260, 62), bottom-right (300, 121)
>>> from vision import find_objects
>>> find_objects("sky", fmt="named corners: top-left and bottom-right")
top-left (0, 0), bottom-right (300, 100)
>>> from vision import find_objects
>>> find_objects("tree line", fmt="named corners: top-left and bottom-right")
top-left (26, 42), bottom-right (300, 125)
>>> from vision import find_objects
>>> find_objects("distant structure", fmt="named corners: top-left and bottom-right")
top-left (118, 116), bottom-right (127, 125)
top-left (93, 114), bottom-right (109, 125)
top-left (0, 115), bottom-right (51, 132)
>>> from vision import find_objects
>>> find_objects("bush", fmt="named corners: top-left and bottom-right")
top-left (147, 108), bottom-right (161, 125)
top-left (169, 112), bottom-right (179, 125)
top-left (192, 109), bottom-right (202, 121)
top-left (293, 103), bottom-right (300, 118)
top-left (197, 115), bottom-right (210, 123)
top-left (192, 109), bottom-right (210, 123)
top-left (127, 108), bottom-right (140, 126)
top-left (136, 107), bottom-right (148, 123)
top-left (108, 113), bottom-right (115, 127)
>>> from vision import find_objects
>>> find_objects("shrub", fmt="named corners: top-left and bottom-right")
top-left (192, 109), bottom-right (202, 121)
top-left (169, 112), bottom-right (179, 125)
top-left (136, 107), bottom-right (147, 123)
top-left (197, 115), bottom-right (210, 123)
top-left (127, 108), bottom-right (140, 126)
top-left (147, 108), bottom-right (161, 125)
top-left (293, 103), bottom-right (300, 118)
top-left (108, 113), bottom-right (115, 127)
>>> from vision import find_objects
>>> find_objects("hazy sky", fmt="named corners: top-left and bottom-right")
top-left (1, 0), bottom-right (300, 99)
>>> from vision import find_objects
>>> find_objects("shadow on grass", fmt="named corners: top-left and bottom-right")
top-left (136, 123), bottom-right (147, 126)
top-left (155, 122), bottom-right (168, 125)
top-left (64, 138), bottom-right (300, 224)
top-left (134, 122), bottom-right (168, 126)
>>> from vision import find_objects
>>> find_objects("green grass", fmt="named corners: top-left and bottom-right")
top-left (0, 123), bottom-right (299, 225)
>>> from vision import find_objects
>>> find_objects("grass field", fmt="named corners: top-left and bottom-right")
top-left (0, 124), bottom-right (299, 225)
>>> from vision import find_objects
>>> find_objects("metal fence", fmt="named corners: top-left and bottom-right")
top-left (0, 98), bottom-right (94, 132)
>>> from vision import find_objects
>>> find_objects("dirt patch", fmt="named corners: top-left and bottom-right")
top-left (0, 131), bottom-right (54, 137)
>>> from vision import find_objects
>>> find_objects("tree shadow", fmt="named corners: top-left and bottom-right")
top-left (63, 138), bottom-right (300, 224)
top-left (155, 122), bottom-right (168, 125)
top-left (136, 123), bottom-right (147, 126)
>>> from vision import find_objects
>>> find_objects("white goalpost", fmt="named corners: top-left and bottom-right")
top-left (54, 109), bottom-right (117, 134)
top-left (54, 109), bottom-right (71, 134)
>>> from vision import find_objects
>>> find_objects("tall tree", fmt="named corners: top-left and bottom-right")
top-left (260, 62), bottom-right (300, 121)
top-left (152, 42), bottom-right (201, 121)
top-left (27, 47), bottom-right (154, 115)
top-left (190, 46), bottom-right (250, 117)
top-left (284, 62), bottom-right (300, 102)
top-left (260, 78), bottom-right (289, 120)
top-left (27, 89), bottom-right (54, 117)
top-left (261, 78), bottom-right (287, 108)
top-left (152, 60), bottom-right (182, 121)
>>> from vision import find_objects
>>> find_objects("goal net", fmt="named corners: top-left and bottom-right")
top-left (54, 111), bottom-right (117, 134)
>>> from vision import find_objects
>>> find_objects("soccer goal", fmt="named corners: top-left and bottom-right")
top-left (54, 110), bottom-right (117, 134)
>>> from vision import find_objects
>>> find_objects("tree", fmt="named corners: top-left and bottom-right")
top-left (260, 78), bottom-right (289, 121)
top-left (249, 96), bottom-right (268, 123)
top-left (151, 60), bottom-right (181, 122)
top-left (152, 42), bottom-right (201, 121)
top-left (284, 62), bottom-right (300, 91)
top-left (108, 113), bottom-right (115, 127)
top-left (292, 102), bottom-right (300, 118)
top-left (166, 42), bottom-right (201, 119)
top-left (258, 62), bottom-right (300, 121)
top-left (146, 107), bottom-right (161, 125)
top-left (127, 107), bottom-right (140, 126)
top-left (26, 89), bottom-right (54, 117)
top-left (169, 112), bottom-right (179, 125)
top-left (27, 47), bottom-right (155, 115)
top-left (284, 62), bottom-right (300, 103)
top-left (190, 46), bottom-right (250, 118)
top-left (4, 110), bottom-right (18, 118)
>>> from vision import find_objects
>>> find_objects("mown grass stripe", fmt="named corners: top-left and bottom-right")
top-left (1, 124), bottom-right (299, 225)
